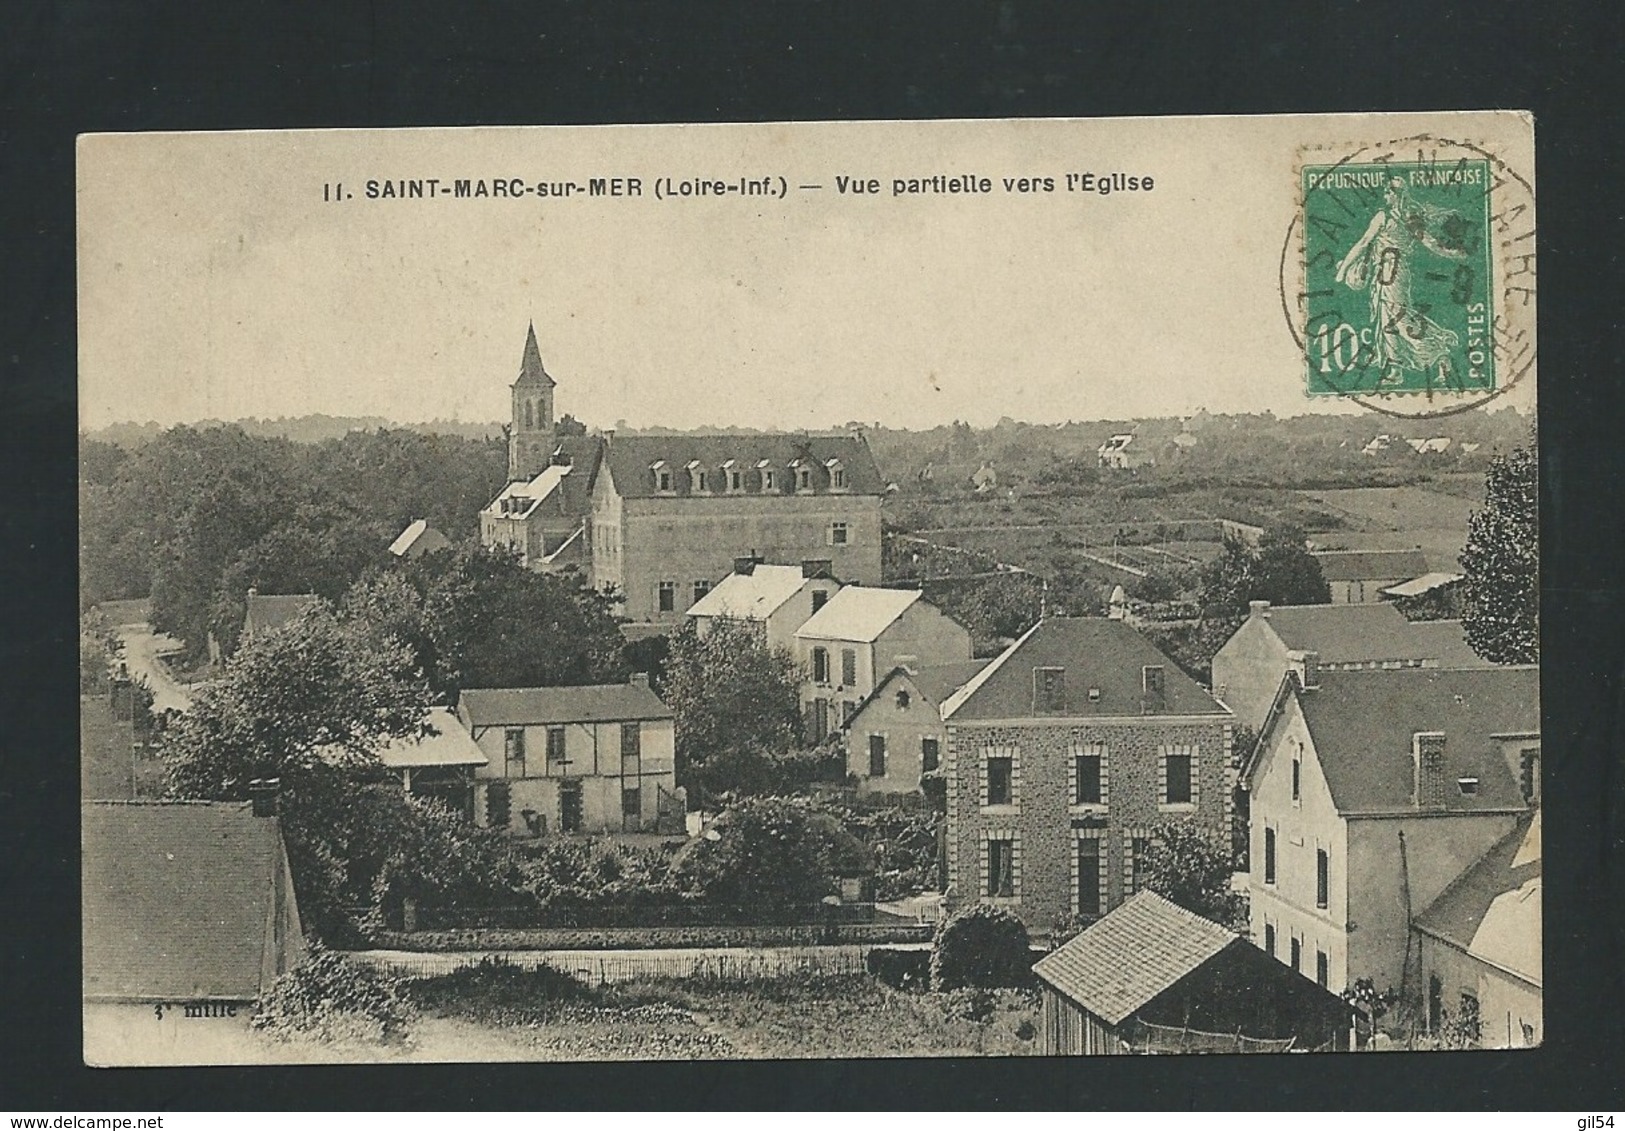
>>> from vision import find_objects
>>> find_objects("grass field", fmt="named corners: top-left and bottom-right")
top-left (1299, 485), bottom-right (1483, 572)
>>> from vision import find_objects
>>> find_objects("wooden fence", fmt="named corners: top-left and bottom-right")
top-left (349, 943), bottom-right (907, 985)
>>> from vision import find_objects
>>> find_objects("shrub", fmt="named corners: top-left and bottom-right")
top-left (252, 944), bottom-right (414, 1046)
top-left (930, 904), bottom-right (1033, 990)
top-left (405, 957), bottom-right (592, 1026)
top-left (866, 946), bottom-right (931, 991)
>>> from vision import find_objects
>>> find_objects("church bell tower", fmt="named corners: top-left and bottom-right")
top-left (509, 321), bottom-right (557, 481)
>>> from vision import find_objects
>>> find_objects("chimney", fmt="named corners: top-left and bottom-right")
top-left (249, 777), bottom-right (280, 818)
top-left (629, 671), bottom-right (650, 688)
top-left (1291, 649), bottom-right (1321, 690)
top-left (733, 554), bottom-right (761, 575)
top-left (1141, 664), bottom-right (1166, 714)
top-left (1249, 599), bottom-right (1270, 618)
top-left (247, 586), bottom-right (259, 599)
top-left (1413, 733), bottom-right (1447, 810)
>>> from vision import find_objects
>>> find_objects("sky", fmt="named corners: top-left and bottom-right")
top-left (77, 114), bottom-right (1535, 432)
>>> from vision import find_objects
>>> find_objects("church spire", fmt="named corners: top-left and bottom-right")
top-left (514, 321), bottom-right (556, 388)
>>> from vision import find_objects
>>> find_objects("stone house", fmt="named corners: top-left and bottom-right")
top-left (478, 441), bottom-right (601, 572)
top-left (1414, 809), bottom-right (1541, 1048)
top-left (685, 561), bottom-right (842, 654)
top-left (841, 659), bottom-right (989, 795)
top-left (457, 681), bottom-right (678, 836)
top-left (940, 617), bottom-right (1233, 937)
top-left (1241, 664), bottom-right (1539, 997)
top-left (1212, 599), bottom-right (1485, 733)
top-left (1311, 548), bottom-right (1431, 604)
top-left (794, 586), bottom-right (973, 745)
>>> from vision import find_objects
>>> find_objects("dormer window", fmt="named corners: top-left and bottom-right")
top-left (757, 460), bottom-right (776, 491)
top-left (790, 458), bottom-right (814, 492)
top-left (722, 459), bottom-right (743, 492)
top-left (1457, 777), bottom-right (1480, 796)
top-left (685, 460), bottom-right (706, 493)
top-left (825, 457), bottom-right (848, 491)
top-left (651, 460), bottom-right (674, 493)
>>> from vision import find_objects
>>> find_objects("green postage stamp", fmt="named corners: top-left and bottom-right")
top-left (1301, 159), bottom-right (1495, 397)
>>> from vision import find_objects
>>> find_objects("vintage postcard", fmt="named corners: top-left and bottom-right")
top-left (77, 112), bottom-right (1538, 1065)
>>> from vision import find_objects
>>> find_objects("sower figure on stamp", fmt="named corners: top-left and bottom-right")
top-left (1334, 176), bottom-right (1470, 386)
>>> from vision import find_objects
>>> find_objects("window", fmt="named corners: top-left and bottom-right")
top-left (832, 468), bottom-right (846, 489)
top-left (987, 839), bottom-right (1015, 898)
top-left (830, 521), bottom-right (849, 545)
top-left (620, 722), bottom-right (641, 759)
top-left (869, 734), bottom-right (887, 777)
top-left (798, 467), bottom-right (812, 490)
top-left (1291, 747), bottom-right (1302, 803)
top-left (762, 469), bottom-right (776, 491)
top-left (841, 648), bottom-right (857, 687)
top-left (504, 728), bottom-right (526, 777)
top-left (1316, 848), bottom-right (1329, 908)
top-left (1264, 922), bottom-right (1276, 957)
top-left (1457, 776), bottom-right (1480, 796)
top-left (1263, 826), bottom-right (1277, 885)
top-left (1077, 839), bottom-right (1101, 917)
top-left (1074, 749), bottom-right (1103, 805)
top-left (657, 470), bottom-right (672, 492)
top-left (657, 581), bottom-right (676, 613)
top-left (730, 469), bottom-right (742, 490)
top-left (622, 786), bottom-right (641, 819)
top-left (811, 589), bottom-right (829, 613)
top-left (695, 471), bottom-right (707, 492)
top-left (895, 689), bottom-right (911, 710)
top-left (1127, 836), bottom-right (1150, 896)
top-left (1164, 748), bottom-right (1193, 805)
top-left (921, 737), bottom-right (940, 772)
top-left (1519, 748), bottom-right (1540, 804)
top-left (1289, 936), bottom-right (1301, 973)
top-left (1034, 666), bottom-right (1066, 712)
top-left (546, 726), bottom-right (566, 762)
top-left (693, 579), bottom-right (711, 605)
top-left (1316, 949), bottom-right (1329, 988)
top-left (986, 756), bottom-right (1014, 806)
top-left (812, 647), bottom-right (830, 684)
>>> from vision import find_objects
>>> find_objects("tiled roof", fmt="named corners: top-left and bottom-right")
top-left (82, 801), bottom-right (290, 1001)
top-left (243, 593), bottom-right (319, 637)
top-left (1293, 666), bottom-right (1538, 814)
top-left (512, 322), bottom-right (556, 388)
top-left (943, 618), bottom-right (1228, 721)
top-left (1258, 602), bottom-right (1468, 665)
top-left (459, 683), bottom-right (673, 727)
top-left (1032, 891), bottom-right (1239, 1024)
top-left (1415, 810), bottom-right (1541, 985)
top-left (603, 434), bottom-right (884, 499)
top-left (794, 586), bottom-right (921, 643)
top-left (374, 707), bottom-right (489, 768)
top-left (1312, 548), bottom-right (1430, 582)
top-left (686, 564), bottom-right (811, 621)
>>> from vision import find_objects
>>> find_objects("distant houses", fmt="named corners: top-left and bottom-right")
top-left (388, 518), bottom-right (450, 561)
top-left (1311, 549), bottom-right (1432, 604)
top-left (1097, 433), bottom-right (1155, 470)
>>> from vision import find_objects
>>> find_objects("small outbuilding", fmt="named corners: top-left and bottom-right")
top-left (1032, 891), bottom-right (1353, 1054)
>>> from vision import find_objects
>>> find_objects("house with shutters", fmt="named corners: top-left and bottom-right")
top-left (456, 680), bottom-right (679, 837)
top-left (591, 431), bottom-right (886, 627)
top-left (1311, 548), bottom-right (1431, 604)
top-left (1241, 664), bottom-right (1539, 997)
top-left (793, 585), bottom-right (973, 746)
top-left (1212, 599), bottom-right (1487, 732)
top-left (841, 659), bottom-right (990, 796)
top-left (685, 561), bottom-right (843, 654)
top-left (939, 617), bottom-right (1233, 938)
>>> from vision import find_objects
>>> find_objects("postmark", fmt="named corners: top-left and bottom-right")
top-left (1279, 133), bottom-right (1535, 419)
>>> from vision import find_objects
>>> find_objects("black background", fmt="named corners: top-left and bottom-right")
top-left (4, 0), bottom-right (1621, 1111)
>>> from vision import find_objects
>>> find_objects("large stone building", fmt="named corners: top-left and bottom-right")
top-left (940, 618), bottom-right (1233, 937)
top-left (480, 325), bottom-right (886, 626)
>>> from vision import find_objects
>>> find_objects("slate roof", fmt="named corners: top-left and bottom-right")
top-left (1402, 620), bottom-right (1490, 668)
top-left (243, 593), bottom-right (319, 637)
top-left (943, 618), bottom-right (1228, 721)
top-left (686, 564), bottom-right (811, 621)
top-left (1292, 666), bottom-right (1539, 815)
top-left (389, 519), bottom-right (451, 558)
top-left (512, 322), bottom-right (555, 388)
top-left (82, 801), bottom-right (295, 1001)
top-left (845, 660), bottom-right (992, 729)
top-left (1312, 548), bottom-right (1429, 582)
top-left (459, 683), bottom-right (674, 727)
top-left (603, 433), bottom-right (884, 499)
top-left (795, 586), bottom-right (921, 643)
top-left (1258, 602), bottom-right (1469, 665)
top-left (1415, 810), bottom-right (1541, 985)
top-left (374, 707), bottom-right (489, 768)
top-left (1032, 891), bottom-right (1239, 1025)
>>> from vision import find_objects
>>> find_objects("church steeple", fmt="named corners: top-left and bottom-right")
top-left (509, 322), bottom-right (556, 481)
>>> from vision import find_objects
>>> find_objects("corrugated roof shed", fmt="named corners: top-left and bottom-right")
top-left (943, 618), bottom-right (1228, 721)
top-left (82, 801), bottom-right (296, 1002)
top-left (459, 683), bottom-right (674, 727)
top-left (1415, 810), bottom-right (1541, 985)
top-left (1312, 548), bottom-right (1430, 582)
top-left (687, 564), bottom-right (810, 621)
top-left (1032, 891), bottom-right (1238, 1025)
top-left (795, 586), bottom-right (921, 643)
top-left (604, 434), bottom-right (883, 499)
top-left (1295, 666), bottom-right (1539, 814)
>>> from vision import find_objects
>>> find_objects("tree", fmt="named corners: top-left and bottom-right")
top-left (661, 618), bottom-right (803, 788)
top-left (1251, 524), bottom-right (1332, 607)
top-left (930, 905), bottom-right (1033, 990)
top-left (1460, 440), bottom-right (1537, 663)
top-left (1141, 819), bottom-right (1245, 930)
top-left (669, 796), bottom-right (853, 915)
